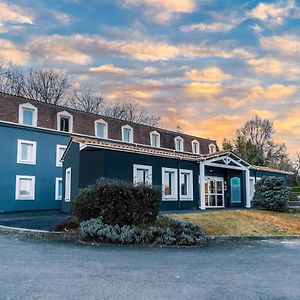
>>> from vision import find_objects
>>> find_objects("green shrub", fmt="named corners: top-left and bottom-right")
top-left (291, 186), bottom-right (300, 194)
top-left (80, 215), bottom-right (206, 246)
top-left (72, 178), bottom-right (161, 226)
top-left (252, 177), bottom-right (290, 212)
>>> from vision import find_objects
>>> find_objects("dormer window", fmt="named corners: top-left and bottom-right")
top-left (209, 143), bottom-right (217, 154)
top-left (122, 125), bottom-right (133, 143)
top-left (175, 136), bottom-right (184, 152)
top-left (192, 140), bottom-right (200, 154)
top-left (57, 111), bottom-right (73, 133)
top-left (95, 119), bottom-right (108, 139)
top-left (150, 131), bottom-right (160, 147)
top-left (19, 103), bottom-right (38, 127)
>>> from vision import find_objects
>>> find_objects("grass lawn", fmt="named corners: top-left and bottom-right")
top-left (167, 210), bottom-right (300, 237)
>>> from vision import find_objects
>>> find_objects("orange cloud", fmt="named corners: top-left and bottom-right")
top-left (260, 35), bottom-right (300, 56)
top-left (248, 84), bottom-right (297, 100)
top-left (186, 82), bottom-right (223, 95)
top-left (185, 67), bottom-right (231, 82)
top-left (89, 64), bottom-right (131, 75)
top-left (122, 0), bottom-right (197, 24)
top-left (0, 39), bottom-right (29, 65)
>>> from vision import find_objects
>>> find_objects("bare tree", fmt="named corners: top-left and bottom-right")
top-left (69, 87), bottom-right (104, 114)
top-left (22, 69), bottom-right (70, 105)
top-left (0, 63), bottom-right (24, 96)
top-left (293, 152), bottom-right (300, 185)
top-left (104, 102), bottom-right (160, 126)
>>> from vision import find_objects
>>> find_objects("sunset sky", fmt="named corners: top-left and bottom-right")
top-left (0, 0), bottom-right (300, 155)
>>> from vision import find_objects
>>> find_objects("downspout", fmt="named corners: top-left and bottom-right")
top-left (177, 158), bottom-right (181, 210)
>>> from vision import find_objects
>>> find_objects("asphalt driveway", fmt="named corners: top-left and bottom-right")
top-left (0, 211), bottom-right (69, 230)
top-left (0, 235), bottom-right (300, 300)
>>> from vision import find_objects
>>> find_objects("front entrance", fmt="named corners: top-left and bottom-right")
top-left (205, 176), bottom-right (224, 208)
top-left (229, 176), bottom-right (242, 206)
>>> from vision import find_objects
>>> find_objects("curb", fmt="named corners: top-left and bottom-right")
top-left (0, 225), bottom-right (79, 242)
top-left (206, 235), bottom-right (300, 245)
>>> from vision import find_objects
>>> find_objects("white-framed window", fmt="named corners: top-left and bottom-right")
top-left (180, 169), bottom-right (193, 200)
top-left (191, 140), bottom-right (200, 154)
top-left (56, 145), bottom-right (67, 167)
top-left (17, 139), bottom-right (37, 165)
top-left (122, 125), bottom-right (133, 143)
top-left (150, 131), bottom-right (160, 147)
top-left (175, 136), bottom-right (184, 152)
top-left (162, 167), bottom-right (178, 201)
top-left (94, 119), bottom-right (108, 139)
top-left (65, 167), bottom-right (71, 202)
top-left (15, 175), bottom-right (35, 200)
top-left (133, 164), bottom-right (152, 186)
top-left (19, 103), bottom-right (38, 127)
top-left (55, 177), bottom-right (63, 200)
top-left (209, 143), bottom-right (217, 154)
top-left (57, 111), bottom-right (73, 133)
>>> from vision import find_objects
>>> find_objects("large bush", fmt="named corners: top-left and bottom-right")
top-left (252, 177), bottom-right (290, 212)
top-left (80, 216), bottom-right (206, 246)
top-left (72, 178), bottom-right (161, 226)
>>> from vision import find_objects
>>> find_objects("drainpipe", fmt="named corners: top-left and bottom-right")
top-left (177, 158), bottom-right (181, 210)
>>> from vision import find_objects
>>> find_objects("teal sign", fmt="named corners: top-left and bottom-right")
top-left (230, 177), bottom-right (241, 203)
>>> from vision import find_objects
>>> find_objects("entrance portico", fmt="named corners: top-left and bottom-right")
top-left (199, 151), bottom-right (251, 210)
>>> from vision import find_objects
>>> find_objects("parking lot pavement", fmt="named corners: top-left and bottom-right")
top-left (0, 210), bottom-right (69, 230)
top-left (1, 235), bottom-right (300, 300)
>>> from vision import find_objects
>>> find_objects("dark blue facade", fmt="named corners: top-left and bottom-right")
top-left (0, 123), bottom-right (70, 212)
top-left (62, 147), bottom-right (200, 212)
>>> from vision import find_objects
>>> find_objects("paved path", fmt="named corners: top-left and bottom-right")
top-left (1, 235), bottom-right (300, 299)
top-left (0, 211), bottom-right (69, 230)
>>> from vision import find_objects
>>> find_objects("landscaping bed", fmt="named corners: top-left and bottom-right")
top-left (167, 209), bottom-right (300, 237)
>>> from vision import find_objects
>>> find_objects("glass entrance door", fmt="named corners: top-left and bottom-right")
top-left (205, 177), bottom-right (224, 208)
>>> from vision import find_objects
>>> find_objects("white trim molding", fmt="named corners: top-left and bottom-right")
top-left (55, 177), bottom-right (63, 200)
top-left (133, 164), bottom-right (152, 186)
top-left (15, 175), bottom-right (35, 200)
top-left (94, 119), bottom-right (108, 139)
top-left (179, 169), bottom-right (193, 201)
top-left (17, 139), bottom-right (37, 165)
top-left (150, 130), bottom-right (160, 148)
top-left (162, 167), bottom-right (178, 201)
top-left (175, 136), bottom-right (184, 152)
top-left (56, 144), bottom-right (67, 167)
top-left (57, 111), bottom-right (73, 133)
top-left (121, 124), bottom-right (133, 143)
top-left (18, 103), bottom-right (38, 127)
top-left (65, 167), bottom-right (72, 202)
top-left (191, 139), bottom-right (200, 154)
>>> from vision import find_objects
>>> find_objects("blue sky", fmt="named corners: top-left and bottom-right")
top-left (0, 0), bottom-right (300, 155)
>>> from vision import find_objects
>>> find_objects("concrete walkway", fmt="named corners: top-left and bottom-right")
top-left (0, 210), bottom-right (69, 230)
top-left (1, 234), bottom-right (300, 299)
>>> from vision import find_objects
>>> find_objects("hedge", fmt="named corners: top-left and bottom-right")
top-left (72, 178), bottom-right (161, 226)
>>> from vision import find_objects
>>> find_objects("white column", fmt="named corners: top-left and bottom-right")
top-left (245, 168), bottom-right (251, 208)
top-left (199, 162), bottom-right (206, 210)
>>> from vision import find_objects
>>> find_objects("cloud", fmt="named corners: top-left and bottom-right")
top-left (260, 35), bottom-right (300, 57)
top-left (0, 39), bottom-right (29, 65)
top-left (248, 84), bottom-right (297, 100)
top-left (50, 10), bottom-right (71, 25)
top-left (185, 67), bottom-right (231, 82)
top-left (143, 67), bottom-right (158, 74)
top-left (25, 34), bottom-right (253, 65)
top-left (249, 0), bottom-right (295, 26)
top-left (248, 57), bottom-right (300, 79)
top-left (248, 58), bottom-right (283, 75)
top-left (247, 109), bottom-right (278, 119)
top-left (181, 22), bottom-right (236, 33)
top-left (27, 35), bottom-right (91, 65)
top-left (89, 64), bottom-right (131, 75)
top-left (186, 82), bottom-right (223, 95)
top-left (220, 97), bottom-right (245, 109)
top-left (121, 0), bottom-right (197, 24)
top-left (0, 1), bottom-right (33, 32)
